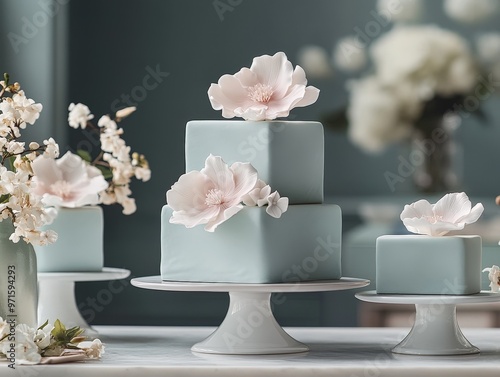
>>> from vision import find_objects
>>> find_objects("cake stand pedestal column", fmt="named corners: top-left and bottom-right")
top-left (132, 276), bottom-right (369, 355)
top-left (393, 303), bottom-right (477, 355)
top-left (192, 291), bottom-right (307, 354)
top-left (38, 267), bottom-right (130, 335)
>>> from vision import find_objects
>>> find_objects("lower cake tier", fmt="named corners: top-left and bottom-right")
top-left (376, 235), bottom-right (482, 295)
top-left (161, 204), bottom-right (342, 283)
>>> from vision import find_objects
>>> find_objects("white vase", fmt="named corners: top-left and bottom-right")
top-left (0, 220), bottom-right (38, 327)
top-left (35, 206), bottom-right (104, 272)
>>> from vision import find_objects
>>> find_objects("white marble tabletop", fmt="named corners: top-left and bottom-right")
top-left (3, 326), bottom-right (500, 376)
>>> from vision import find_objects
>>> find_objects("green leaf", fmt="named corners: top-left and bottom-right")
top-left (3, 73), bottom-right (9, 86)
top-left (77, 149), bottom-right (92, 163)
top-left (97, 165), bottom-right (113, 180)
top-left (38, 319), bottom-right (49, 331)
top-left (51, 319), bottom-right (66, 340)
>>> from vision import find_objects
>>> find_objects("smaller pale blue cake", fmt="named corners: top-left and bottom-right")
top-left (161, 205), bottom-right (342, 283)
top-left (185, 121), bottom-right (324, 204)
top-left (376, 235), bottom-right (481, 295)
top-left (35, 206), bottom-right (104, 272)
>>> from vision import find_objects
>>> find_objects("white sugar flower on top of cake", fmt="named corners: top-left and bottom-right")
top-left (167, 155), bottom-right (288, 232)
top-left (208, 51), bottom-right (320, 121)
top-left (400, 192), bottom-right (484, 236)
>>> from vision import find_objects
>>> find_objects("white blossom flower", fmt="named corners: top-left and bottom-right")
top-left (34, 325), bottom-right (54, 350)
top-left (32, 151), bottom-right (109, 208)
top-left (483, 265), bottom-right (500, 292)
top-left (444, 0), bottom-right (498, 23)
top-left (9, 324), bottom-right (42, 365)
top-left (68, 103), bottom-right (94, 129)
top-left (98, 114), bottom-right (117, 129)
top-left (134, 167), bottom-right (151, 181)
top-left (265, 191), bottom-right (289, 218)
top-left (11, 91), bottom-right (43, 126)
top-left (208, 52), bottom-right (319, 121)
top-left (6, 141), bottom-right (25, 154)
top-left (77, 339), bottom-right (105, 359)
top-left (115, 106), bottom-right (136, 119)
top-left (377, 0), bottom-right (423, 22)
top-left (297, 45), bottom-right (333, 79)
top-left (400, 192), bottom-right (484, 236)
top-left (43, 137), bottom-right (59, 158)
top-left (0, 317), bottom-right (8, 339)
top-left (333, 35), bottom-right (367, 72)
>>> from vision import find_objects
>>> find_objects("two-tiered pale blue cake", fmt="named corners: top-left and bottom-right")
top-left (160, 121), bottom-right (342, 283)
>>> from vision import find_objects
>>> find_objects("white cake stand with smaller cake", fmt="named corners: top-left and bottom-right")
top-left (356, 291), bottom-right (500, 356)
top-left (38, 267), bottom-right (130, 335)
top-left (132, 276), bottom-right (369, 355)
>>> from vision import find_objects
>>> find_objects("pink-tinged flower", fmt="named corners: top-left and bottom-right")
top-left (208, 52), bottom-right (320, 121)
top-left (400, 192), bottom-right (484, 236)
top-left (242, 179), bottom-right (270, 207)
top-left (266, 191), bottom-right (289, 218)
top-left (167, 155), bottom-right (258, 232)
top-left (32, 151), bottom-right (109, 208)
top-left (483, 265), bottom-right (500, 292)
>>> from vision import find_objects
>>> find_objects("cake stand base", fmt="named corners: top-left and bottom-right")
top-left (38, 268), bottom-right (130, 335)
top-left (356, 291), bottom-right (500, 356)
top-left (392, 304), bottom-right (478, 356)
top-left (192, 292), bottom-right (308, 354)
top-left (132, 276), bottom-right (369, 355)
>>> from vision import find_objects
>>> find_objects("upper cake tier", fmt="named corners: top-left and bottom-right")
top-left (185, 120), bottom-right (324, 204)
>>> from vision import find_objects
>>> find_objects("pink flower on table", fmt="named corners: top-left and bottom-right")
top-left (400, 192), bottom-right (484, 236)
top-left (208, 52), bottom-right (320, 121)
top-left (167, 155), bottom-right (258, 232)
top-left (32, 151), bottom-right (109, 208)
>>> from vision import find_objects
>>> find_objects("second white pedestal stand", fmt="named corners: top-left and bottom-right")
top-left (356, 291), bottom-right (500, 356)
top-left (38, 267), bottom-right (130, 335)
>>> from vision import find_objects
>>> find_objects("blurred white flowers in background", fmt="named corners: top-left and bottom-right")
top-left (444, 0), bottom-right (498, 24)
top-left (345, 24), bottom-right (477, 153)
top-left (333, 35), bottom-right (368, 73)
top-left (376, 0), bottom-right (423, 22)
top-left (297, 45), bottom-right (333, 79)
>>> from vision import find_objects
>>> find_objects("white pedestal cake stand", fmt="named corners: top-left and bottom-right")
top-left (131, 276), bottom-right (369, 355)
top-left (38, 267), bottom-right (130, 335)
top-left (356, 291), bottom-right (500, 356)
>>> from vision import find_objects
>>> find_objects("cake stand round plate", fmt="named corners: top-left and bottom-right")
top-left (38, 268), bottom-right (130, 335)
top-left (356, 290), bottom-right (500, 356)
top-left (131, 276), bottom-right (369, 355)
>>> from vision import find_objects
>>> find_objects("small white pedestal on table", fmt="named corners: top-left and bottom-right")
top-left (131, 276), bottom-right (369, 355)
top-left (356, 290), bottom-right (500, 356)
top-left (38, 267), bottom-right (130, 335)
